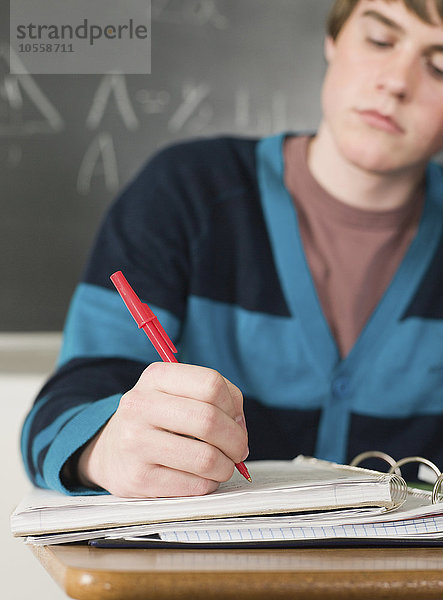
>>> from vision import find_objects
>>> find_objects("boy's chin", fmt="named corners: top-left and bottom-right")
top-left (340, 139), bottom-right (411, 175)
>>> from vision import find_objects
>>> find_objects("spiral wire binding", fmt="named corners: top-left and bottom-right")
top-left (350, 450), bottom-right (401, 474)
top-left (351, 450), bottom-right (443, 505)
top-left (432, 473), bottom-right (443, 504)
top-left (387, 473), bottom-right (408, 506)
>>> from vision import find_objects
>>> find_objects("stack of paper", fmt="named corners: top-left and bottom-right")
top-left (144, 490), bottom-right (443, 544)
top-left (11, 456), bottom-right (418, 546)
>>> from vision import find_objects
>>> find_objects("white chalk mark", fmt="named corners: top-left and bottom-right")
top-left (3, 77), bottom-right (22, 110)
top-left (152, 0), bottom-right (227, 28)
top-left (235, 88), bottom-right (288, 133)
top-left (135, 89), bottom-right (171, 114)
top-left (77, 132), bottom-right (119, 195)
top-left (168, 82), bottom-right (211, 132)
top-left (0, 44), bottom-right (64, 135)
top-left (151, 0), bottom-right (180, 23)
top-left (183, 0), bottom-right (228, 29)
top-left (86, 74), bottom-right (139, 131)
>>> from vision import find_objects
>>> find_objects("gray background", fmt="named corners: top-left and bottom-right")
top-left (1, 0), bottom-right (331, 331)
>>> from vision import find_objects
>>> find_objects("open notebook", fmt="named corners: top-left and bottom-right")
top-left (11, 455), bottom-right (416, 545)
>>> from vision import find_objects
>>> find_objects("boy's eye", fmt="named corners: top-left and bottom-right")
top-left (363, 22), bottom-right (396, 49)
top-left (429, 63), bottom-right (443, 79)
top-left (429, 55), bottom-right (443, 79)
top-left (366, 37), bottom-right (393, 48)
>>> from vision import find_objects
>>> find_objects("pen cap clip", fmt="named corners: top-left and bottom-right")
top-left (151, 318), bottom-right (177, 354)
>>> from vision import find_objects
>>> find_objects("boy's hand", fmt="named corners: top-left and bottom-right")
top-left (77, 362), bottom-right (249, 497)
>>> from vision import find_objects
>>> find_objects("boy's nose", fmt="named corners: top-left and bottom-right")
top-left (375, 54), bottom-right (416, 100)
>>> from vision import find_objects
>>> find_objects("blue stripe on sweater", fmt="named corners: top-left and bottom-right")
top-left (58, 283), bottom-right (181, 366)
top-left (180, 295), bottom-right (330, 409)
top-left (43, 394), bottom-right (121, 495)
top-left (21, 395), bottom-right (50, 482)
top-left (182, 296), bottom-right (443, 417)
top-left (32, 404), bottom-right (89, 467)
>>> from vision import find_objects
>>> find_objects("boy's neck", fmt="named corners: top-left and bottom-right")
top-left (307, 123), bottom-right (426, 211)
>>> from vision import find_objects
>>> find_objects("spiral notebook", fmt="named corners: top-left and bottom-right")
top-left (11, 454), bottom-right (443, 547)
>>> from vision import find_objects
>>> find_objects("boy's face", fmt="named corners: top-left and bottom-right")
top-left (321, 0), bottom-right (443, 174)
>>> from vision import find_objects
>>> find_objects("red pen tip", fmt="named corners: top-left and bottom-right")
top-left (236, 461), bottom-right (252, 482)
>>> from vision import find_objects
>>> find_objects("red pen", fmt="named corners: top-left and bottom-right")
top-left (110, 270), bottom-right (252, 483)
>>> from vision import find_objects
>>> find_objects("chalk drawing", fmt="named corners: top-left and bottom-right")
top-left (168, 82), bottom-right (212, 132)
top-left (86, 74), bottom-right (139, 131)
top-left (77, 131), bottom-right (119, 195)
top-left (0, 44), bottom-right (64, 135)
top-left (235, 87), bottom-right (288, 133)
top-left (182, 0), bottom-right (228, 28)
top-left (135, 89), bottom-right (171, 114)
top-left (152, 0), bottom-right (227, 28)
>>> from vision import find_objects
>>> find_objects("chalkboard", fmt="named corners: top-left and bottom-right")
top-left (1, 1), bottom-right (333, 330)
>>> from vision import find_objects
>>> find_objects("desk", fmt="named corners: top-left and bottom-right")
top-left (31, 544), bottom-right (443, 600)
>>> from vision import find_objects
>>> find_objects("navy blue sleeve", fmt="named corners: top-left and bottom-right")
top-left (21, 139), bottom-right (213, 494)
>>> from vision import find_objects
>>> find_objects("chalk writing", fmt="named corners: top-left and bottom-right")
top-left (86, 74), bottom-right (139, 131)
top-left (77, 131), bottom-right (119, 194)
top-left (235, 87), bottom-right (288, 132)
top-left (152, 0), bottom-right (227, 28)
top-left (0, 44), bottom-right (64, 135)
top-left (135, 89), bottom-right (171, 114)
top-left (168, 82), bottom-right (212, 132)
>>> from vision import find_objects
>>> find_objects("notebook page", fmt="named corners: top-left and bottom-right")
top-left (157, 516), bottom-right (443, 543)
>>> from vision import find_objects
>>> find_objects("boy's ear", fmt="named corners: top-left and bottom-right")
top-left (324, 35), bottom-right (336, 63)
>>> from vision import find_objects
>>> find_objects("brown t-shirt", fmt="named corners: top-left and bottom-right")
top-left (284, 135), bottom-right (424, 358)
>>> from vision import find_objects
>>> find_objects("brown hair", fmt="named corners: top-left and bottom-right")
top-left (327, 0), bottom-right (443, 40)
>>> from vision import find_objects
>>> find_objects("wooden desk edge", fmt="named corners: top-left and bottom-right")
top-left (30, 545), bottom-right (443, 600)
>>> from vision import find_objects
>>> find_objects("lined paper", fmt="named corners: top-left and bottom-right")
top-left (158, 516), bottom-right (443, 543)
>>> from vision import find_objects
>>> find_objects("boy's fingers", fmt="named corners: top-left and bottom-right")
top-left (223, 376), bottom-right (246, 428)
top-left (136, 428), bottom-right (236, 482)
top-left (137, 394), bottom-right (248, 464)
top-left (139, 362), bottom-right (241, 418)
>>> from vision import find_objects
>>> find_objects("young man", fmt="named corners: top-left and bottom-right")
top-left (22, 0), bottom-right (443, 497)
